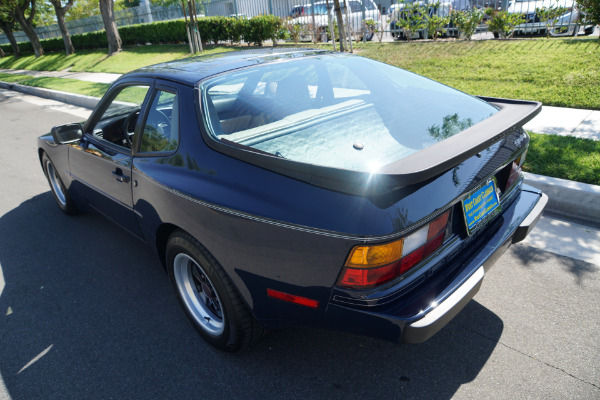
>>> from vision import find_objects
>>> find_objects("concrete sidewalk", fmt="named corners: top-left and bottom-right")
top-left (0, 68), bottom-right (120, 84)
top-left (524, 106), bottom-right (600, 141)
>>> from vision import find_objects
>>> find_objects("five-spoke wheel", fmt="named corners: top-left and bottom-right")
top-left (172, 253), bottom-right (225, 336)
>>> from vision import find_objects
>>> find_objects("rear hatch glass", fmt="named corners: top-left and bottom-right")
top-left (201, 54), bottom-right (498, 173)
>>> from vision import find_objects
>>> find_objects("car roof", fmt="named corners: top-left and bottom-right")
top-left (126, 48), bottom-right (331, 86)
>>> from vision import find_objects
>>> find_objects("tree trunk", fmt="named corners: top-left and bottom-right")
top-left (13, 1), bottom-right (44, 58)
top-left (332, 0), bottom-right (346, 52)
top-left (50, 0), bottom-right (75, 55)
top-left (99, 0), bottom-right (122, 56)
top-left (0, 20), bottom-right (20, 58)
top-left (0, 47), bottom-right (4, 57)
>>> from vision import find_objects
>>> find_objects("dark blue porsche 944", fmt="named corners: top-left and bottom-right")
top-left (39, 49), bottom-right (547, 352)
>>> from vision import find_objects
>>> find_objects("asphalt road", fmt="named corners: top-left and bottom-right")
top-left (0, 89), bottom-right (598, 400)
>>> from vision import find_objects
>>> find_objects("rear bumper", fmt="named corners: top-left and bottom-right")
top-left (325, 186), bottom-right (547, 344)
top-left (402, 265), bottom-right (485, 344)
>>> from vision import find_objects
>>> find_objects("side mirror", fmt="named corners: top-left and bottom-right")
top-left (51, 123), bottom-right (83, 144)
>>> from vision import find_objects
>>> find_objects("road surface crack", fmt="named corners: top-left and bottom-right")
top-left (462, 325), bottom-right (600, 391)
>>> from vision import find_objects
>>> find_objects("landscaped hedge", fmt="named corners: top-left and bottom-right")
top-left (0, 16), bottom-right (285, 55)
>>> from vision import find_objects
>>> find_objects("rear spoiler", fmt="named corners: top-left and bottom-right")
top-left (377, 97), bottom-right (541, 181)
top-left (202, 96), bottom-right (541, 195)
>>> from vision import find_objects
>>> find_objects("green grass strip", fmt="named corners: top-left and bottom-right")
top-left (525, 132), bottom-right (600, 185)
top-left (0, 45), bottom-right (237, 74)
top-left (0, 73), bottom-right (110, 97)
top-left (354, 38), bottom-right (600, 110)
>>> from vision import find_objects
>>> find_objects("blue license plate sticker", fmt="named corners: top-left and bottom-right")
top-left (462, 179), bottom-right (501, 235)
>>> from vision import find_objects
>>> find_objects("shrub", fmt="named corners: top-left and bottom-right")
top-left (225, 17), bottom-right (246, 44)
top-left (285, 17), bottom-right (304, 44)
top-left (427, 14), bottom-right (451, 40)
top-left (1, 15), bottom-right (285, 55)
top-left (244, 15), bottom-right (284, 46)
top-left (395, 2), bottom-right (428, 40)
top-left (487, 9), bottom-right (526, 38)
top-left (451, 8), bottom-right (485, 40)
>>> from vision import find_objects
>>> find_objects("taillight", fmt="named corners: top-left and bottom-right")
top-left (337, 211), bottom-right (450, 290)
top-left (505, 150), bottom-right (527, 192)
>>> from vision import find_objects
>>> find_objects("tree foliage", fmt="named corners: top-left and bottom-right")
top-left (536, 3), bottom-right (567, 37)
top-left (2, 0), bottom-right (45, 57)
top-left (122, 0), bottom-right (141, 7)
top-left (33, 1), bottom-right (55, 26)
top-left (150, 0), bottom-right (180, 7)
top-left (65, 0), bottom-right (100, 21)
top-left (578, 0), bottom-right (600, 41)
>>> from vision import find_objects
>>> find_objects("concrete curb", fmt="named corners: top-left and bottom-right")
top-left (2, 81), bottom-right (599, 225)
top-left (524, 172), bottom-right (600, 225)
top-left (0, 81), bottom-right (100, 109)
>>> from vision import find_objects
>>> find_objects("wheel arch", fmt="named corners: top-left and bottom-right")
top-left (155, 223), bottom-right (262, 323)
top-left (38, 148), bottom-right (47, 168)
top-left (155, 222), bottom-right (179, 268)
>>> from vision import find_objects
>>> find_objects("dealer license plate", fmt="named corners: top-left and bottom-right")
top-left (462, 179), bottom-right (501, 235)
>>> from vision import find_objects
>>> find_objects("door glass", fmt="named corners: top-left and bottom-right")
top-left (90, 85), bottom-right (150, 149)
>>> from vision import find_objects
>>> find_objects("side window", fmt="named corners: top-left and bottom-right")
top-left (90, 85), bottom-right (150, 149)
top-left (139, 89), bottom-right (179, 153)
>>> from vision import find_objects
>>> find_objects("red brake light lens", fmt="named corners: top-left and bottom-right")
top-left (505, 153), bottom-right (525, 192)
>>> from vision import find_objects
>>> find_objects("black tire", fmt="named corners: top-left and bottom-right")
top-left (41, 152), bottom-right (78, 214)
top-left (166, 230), bottom-right (263, 352)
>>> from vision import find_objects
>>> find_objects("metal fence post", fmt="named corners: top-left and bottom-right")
top-left (326, 0), bottom-right (337, 51)
top-left (311, 0), bottom-right (317, 44)
top-left (344, 0), bottom-right (353, 53)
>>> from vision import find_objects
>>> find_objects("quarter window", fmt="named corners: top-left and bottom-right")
top-left (139, 90), bottom-right (179, 153)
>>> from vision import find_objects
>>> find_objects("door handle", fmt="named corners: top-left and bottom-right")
top-left (112, 169), bottom-right (130, 183)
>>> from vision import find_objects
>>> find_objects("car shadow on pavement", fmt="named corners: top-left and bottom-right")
top-left (511, 242), bottom-right (598, 286)
top-left (0, 193), bottom-right (503, 400)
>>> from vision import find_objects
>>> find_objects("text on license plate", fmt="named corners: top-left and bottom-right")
top-left (462, 179), bottom-right (501, 235)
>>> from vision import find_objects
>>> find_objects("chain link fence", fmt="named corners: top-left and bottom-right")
top-left (0, 0), bottom-right (593, 46)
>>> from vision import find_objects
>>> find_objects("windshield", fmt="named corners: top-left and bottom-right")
top-left (305, 4), bottom-right (328, 14)
top-left (201, 54), bottom-right (497, 173)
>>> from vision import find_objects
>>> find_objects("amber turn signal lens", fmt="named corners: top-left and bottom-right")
top-left (346, 240), bottom-right (404, 268)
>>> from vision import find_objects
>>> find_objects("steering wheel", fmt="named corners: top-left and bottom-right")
top-left (146, 110), bottom-right (171, 137)
top-left (123, 110), bottom-right (140, 147)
